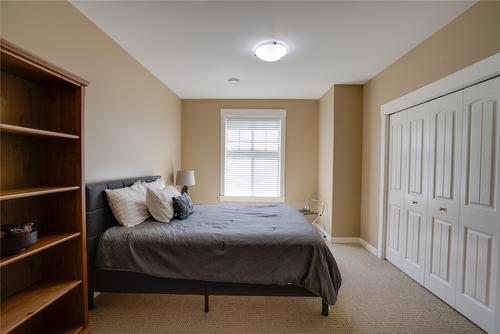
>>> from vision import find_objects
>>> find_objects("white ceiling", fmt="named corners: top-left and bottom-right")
top-left (71, 1), bottom-right (474, 99)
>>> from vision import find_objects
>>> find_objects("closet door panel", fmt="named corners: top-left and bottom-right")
top-left (425, 91), bottom-right (463, 306)
top-left (434, 110), bottom-right (455, 199)
top-left (386, 111), bottom-right (408, 268)
top-left (457, 76), bottom-right (500, 333)
top-left (401, 104), bottom-right (429, 284)
top-left (430, 218), bottom-right (451, 280)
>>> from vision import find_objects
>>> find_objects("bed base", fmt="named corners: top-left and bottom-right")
top-left (86, 176), bottom-right (330, 317)
top-left (90, 269), bottom-right (329, 316)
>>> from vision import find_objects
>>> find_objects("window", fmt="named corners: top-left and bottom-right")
top-left (220, 109), bottom-right (286, 201)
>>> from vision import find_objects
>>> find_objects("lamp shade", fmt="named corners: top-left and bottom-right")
top-left (175, 170), bottom-right (195, 186)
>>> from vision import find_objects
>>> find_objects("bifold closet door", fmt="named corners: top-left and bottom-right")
top-left (424, 91), bottom-right (463, 306)
top-left (386, 111), bottom-right (408, 268)
top-left (456, 76), bottom-right (500, 333)
top-left (401, 104), bottom-right (429, 284)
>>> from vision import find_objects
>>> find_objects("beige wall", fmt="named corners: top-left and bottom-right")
top-left (318, 88), bottom-right (334, 234)
top-left (318, 85), bottom-right (362, 236)
top-left (1, 1), bottom-right (182, 183)
top-left (182, 99), bottom-right (318, 208)
top-left (332, 85), bottom-right (362, 237)
top-left (361, 1), bottom-right (500, 246)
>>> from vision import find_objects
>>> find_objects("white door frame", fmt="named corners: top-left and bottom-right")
top-left (377, 52), bottom-right (500, 259)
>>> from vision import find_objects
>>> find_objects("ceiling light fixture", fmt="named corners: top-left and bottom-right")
top-left (228, 77), bottom-right (240, 85)
top-left (254, 41), bottom-right (288, 62)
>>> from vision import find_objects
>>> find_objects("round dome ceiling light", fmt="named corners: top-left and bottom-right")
top-left (254, 41), bottom-right (288, 62)
top-left (228, 77), bottom-right (240, 85)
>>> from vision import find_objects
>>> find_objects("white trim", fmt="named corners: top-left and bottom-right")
top-left (313, 223), bottom-right (332, 242)
top-left (220, 113), bottom-right (226, 199)
top-left (377, 113), bottom-right (390, 259)
top-left (358, 238), bottom-right (378, 256)
top-left (331, 237), bottom-right (359, 243)
top-left (220, 109), bottom-right (286, 200)
top-left (221, 109), bottom-right (286, 118)
top-left (331, 237), bottom-right (378, 256)
top-left (377, 52), bottom-right (500, 260)
top-left (219, 196), bottom-right (285, 203)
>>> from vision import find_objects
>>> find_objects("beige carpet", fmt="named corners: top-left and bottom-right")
top-left (89, 243), bottom-right (483, 333)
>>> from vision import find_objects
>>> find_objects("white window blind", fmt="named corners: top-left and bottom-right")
top-left (221, 109), bottom-right (285, 200)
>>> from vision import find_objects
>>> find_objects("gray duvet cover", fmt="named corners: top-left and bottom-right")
top-left (95, 204), bottom-right (341, 304)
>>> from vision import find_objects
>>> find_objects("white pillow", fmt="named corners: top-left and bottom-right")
top-left (146, 186), bottom-right (181, 223)
top-left (141, 178), bottom-right (165, 191)
top-left (105, 182), bottom-right (150, 227)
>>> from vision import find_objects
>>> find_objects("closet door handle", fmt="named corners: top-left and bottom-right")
top-left (439, 207), bottom-right (447, 212)
top-left (412, 201), bottom-right (418, 205)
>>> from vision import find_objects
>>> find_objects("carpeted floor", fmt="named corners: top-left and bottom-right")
top-left (89, 243), bottom-right (484, 333)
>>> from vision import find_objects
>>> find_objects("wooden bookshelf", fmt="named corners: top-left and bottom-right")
top-left (0, 39), bottom-right (89, 333)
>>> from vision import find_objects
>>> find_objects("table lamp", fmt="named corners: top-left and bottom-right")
top-left (176, 170), bottom-right (196, 194)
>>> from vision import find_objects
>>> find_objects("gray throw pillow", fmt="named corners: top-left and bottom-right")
top-left (172, 192), bottom-right (194, 220)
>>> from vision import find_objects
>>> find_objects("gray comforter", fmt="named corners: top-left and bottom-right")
top-left (95, 204), bottom-right (342, 304)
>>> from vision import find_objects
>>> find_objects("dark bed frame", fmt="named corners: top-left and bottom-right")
top-left (86, 176), bottom-right (329, 316)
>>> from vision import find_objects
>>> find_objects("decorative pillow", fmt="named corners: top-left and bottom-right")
top-left (105, 182), bottom-right (150, 227)
top-left (172, 193), bottom-right (194, 220)
top-left (146, 186), bottom-right (181, 223)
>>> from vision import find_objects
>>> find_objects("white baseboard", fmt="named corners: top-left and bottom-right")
top-left (358, 238), bottom-right (378, 256)
top-left (331, 237), bottom-right (359, 244)
top-left (332, 237), bottom-right (378, 257)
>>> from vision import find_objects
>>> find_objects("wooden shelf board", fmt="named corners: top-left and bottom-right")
top-left (0, 233), bottom-right (80, 267)
top-left (1, 280), bottom-right (82, 334)
top-left (0, 124), bottom-right (79, 139)
top-left (0, 186), bottom-right (80, 201)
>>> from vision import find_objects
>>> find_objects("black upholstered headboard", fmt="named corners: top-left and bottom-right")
top-left (85, 175), bottom-right (161, 300)
top-left (85, 175), bottom-right (160, 263)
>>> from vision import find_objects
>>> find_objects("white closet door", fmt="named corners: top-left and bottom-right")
top-left (456, 76), bottom-right (500, 333)
top-left (386, 111), bottom-right (408, 268)
top-left (424, 91), bottom-right (463, 305)
top-left (401, 104), bottom-right (429, 284)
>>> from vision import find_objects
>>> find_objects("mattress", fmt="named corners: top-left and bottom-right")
top-left (95, 204), bottom-right (342, 304)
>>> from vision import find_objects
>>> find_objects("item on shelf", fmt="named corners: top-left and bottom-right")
top-left (1, 221), bottom-right (38, 255)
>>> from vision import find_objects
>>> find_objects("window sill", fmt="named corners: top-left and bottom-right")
top-left (219, 196), bottom-right (286, 203)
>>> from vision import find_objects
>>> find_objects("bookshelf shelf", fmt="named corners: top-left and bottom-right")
top-left (0, 233), bottom-right (80, 267)
top-left (0, 280), bottom-right (82, 334)
top-left (0, 124), bottom-right (79, 139)
top-left (0, 186), bottom-right (80, 201)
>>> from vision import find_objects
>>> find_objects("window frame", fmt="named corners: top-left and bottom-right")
top-left (219, 109), bottom-right (286, 202)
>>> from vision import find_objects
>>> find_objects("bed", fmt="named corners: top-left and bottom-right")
top-left (86, 176), bottom-right (341, 315)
